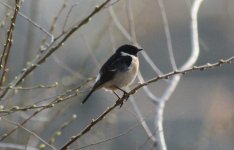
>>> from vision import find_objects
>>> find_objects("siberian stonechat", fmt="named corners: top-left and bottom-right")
top-left (82, 44), bottom-right (142, 104)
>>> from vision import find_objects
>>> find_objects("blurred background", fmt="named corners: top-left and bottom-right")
top-left (0, 0), bottom-right (233, 149)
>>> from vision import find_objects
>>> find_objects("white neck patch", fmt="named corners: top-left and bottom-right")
top-left (121, 52), bottom-right (136, 58)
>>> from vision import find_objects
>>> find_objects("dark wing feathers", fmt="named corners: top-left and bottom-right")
top-left (82, 54), bottom-right (132, 104)
top-left (102, 55), bottom-right (132, 72)
top-left (95, 54), bottom-right (132, 87)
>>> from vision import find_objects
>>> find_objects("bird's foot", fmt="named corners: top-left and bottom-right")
top-left (113, 86), bottom-right (130, 107)
top-left (114, 86), bottom-right (129, 100)
top-left (122, 91), bottom-right (129, 101)
top-left (116, 99), bottom-right (124, 108)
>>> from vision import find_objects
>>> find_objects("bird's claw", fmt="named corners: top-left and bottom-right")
top-left (114, 88), bottom-right (130, 108)
top-left (123, 92), bottom-right (129, 101)
top-left (116, 99), bottom-right (124, 108)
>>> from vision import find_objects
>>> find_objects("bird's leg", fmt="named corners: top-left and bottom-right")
top-left (113, 91), bottom-right (120, 99)
top-left (114, 86), bottom-right (129, 100)
top-left (113, 90), bottom-right (124, 108)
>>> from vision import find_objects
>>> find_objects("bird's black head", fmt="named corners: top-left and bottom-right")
top-left (116, 44), bottom-right (143, 56)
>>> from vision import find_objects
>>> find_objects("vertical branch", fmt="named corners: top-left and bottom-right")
top-left (0, 0), bottom-right (20, 86)
top-left (129, 96), bottom-right (157, 144)
top-left (182, 0), bottom-right (202, 70)
top-left (156, 0), bottom-right (177, 69)
top-left (153, 0), bottom-right (204, 150)
top-left (126, 0), bottom-right (158, 144)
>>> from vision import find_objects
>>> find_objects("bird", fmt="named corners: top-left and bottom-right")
top-left (82, 44), bottom-right (142, 104)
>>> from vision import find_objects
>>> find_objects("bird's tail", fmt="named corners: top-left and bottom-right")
top-left (82, 88), bottom-right (95, 104)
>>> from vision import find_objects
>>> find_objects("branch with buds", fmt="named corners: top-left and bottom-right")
top-left (0, 55), bottom-right (233, 143)
top-left (0, 0), bottom-right (111, 99)
top-left (60, 56), bottom-right (233, 149)
top-left (0, 0), bottom-right (20, 86)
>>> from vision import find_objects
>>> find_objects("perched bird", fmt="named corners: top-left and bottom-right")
top-left (82, 44), bottom-right (142, 104)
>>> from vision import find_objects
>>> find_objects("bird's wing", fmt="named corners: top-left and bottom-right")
top-left (94, 54), bottom-right (132, 88)
top-left (102, 54), bottom-right (132, 72)
top-left (82, 54), bottom-right (132, 103)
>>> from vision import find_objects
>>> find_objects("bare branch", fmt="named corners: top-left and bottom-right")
top-left (0, 107), bottom-right (48, 142)
top-left (0, 142), bottom-right (37, 150)
top-left (156, 0), bottom-right (177, 69)
top-left (48, 114), bottom-right (77, 146)
top-left (0, 1), bottom-right (54, 44)
top-left (129, 96), bottom-right (158, 144)
top-left (60, 55), bottom-right (233, 149)
top-left (0, 79), bottom-right (92, 140)
top-left (0, 77), bottom-right (93, 115)
top-left (0, 0), bottom-right (111, 99)
top-left (0, 46), bottom-right (230, 144)
top-left (62, 2), bottom-right (79, 32)
top-left (0, 0), bottom-right (20, 86)
top-left (2, 117), bottom-right (56, 150)
top-left (0, 82), bottom-right (58, 90)
top-left (52, 53), bottom-right (85, 79)
top-left (153, 0), bottom-right (204, 149)
top-left (76, 123), bottom-right (139, 150)
top-left (39, 0), bottom-right (68, 52)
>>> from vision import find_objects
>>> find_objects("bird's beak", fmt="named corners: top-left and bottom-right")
top-left (138, 49), bottom-right (143, 52)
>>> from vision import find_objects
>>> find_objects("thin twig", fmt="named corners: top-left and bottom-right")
top-left (0, 107), bottom-right (48, 142)
top-left (39, 0), bottom-right (68, 52)
top-left (138, 130), bottom-right (157, 150)
top-left (2, 117), bottom-right (56, 150)
top-left (76, 123), bottom-right (139, 150)
top-left (0, 10), bottom-right (12, 29)
top-left (62, 2), bottom-right (79, 32)
top-left (129, 96), bottom-right (158, 144)
top-left (0, 79), bottom-right (92, 140)
top-left (52, 53), bottom-right (85, 79)
top-left (48, 114), bottom-right (77, 145)
top-left (0, 88), bottom-right (78, 114)
top-left (80, 34), bottom-right (101, 69)
top-left (0, 0), bottom-right (20, 86)
top-left (0, 78), bottom-right (93, 115)
top-left (0, 0), bottom-right (111, 99)
top-left (0, 1), bottom-right (54, 44)
top-left (157, 0), bottom-right (177, 69)
top-left (0, 82), bottom-right (58, 90)
top-left (60, 100), bottom-right (123, 150)
top-left (0, 142), bottom-right (37, 150)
